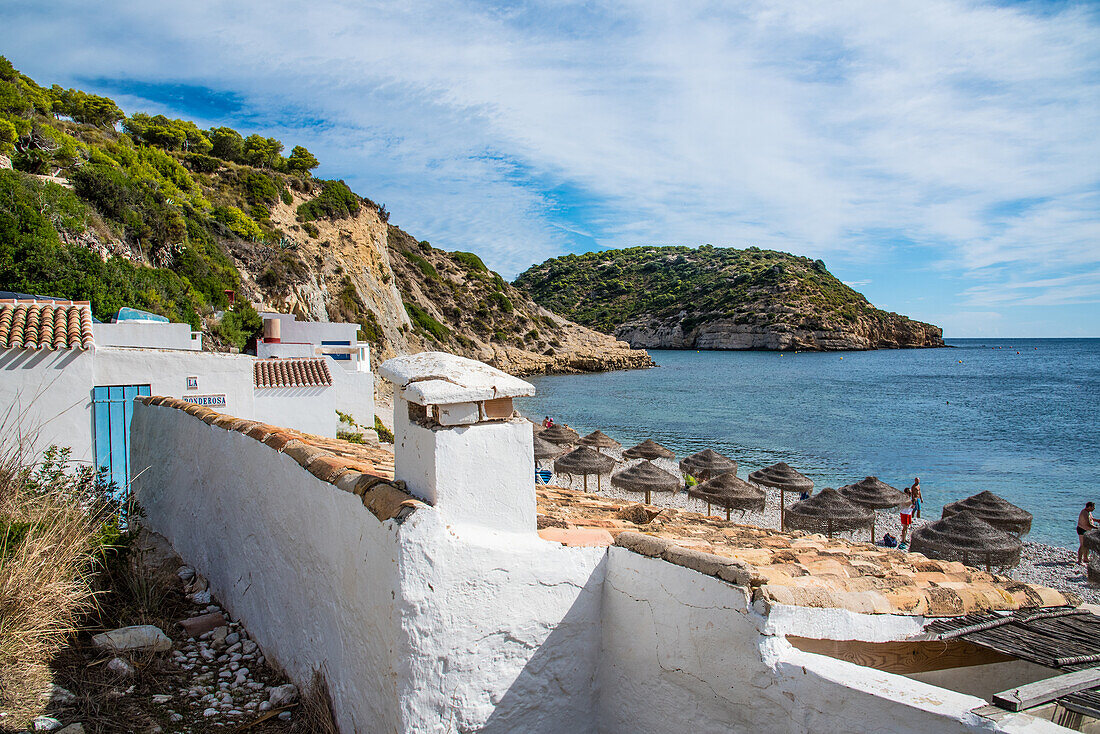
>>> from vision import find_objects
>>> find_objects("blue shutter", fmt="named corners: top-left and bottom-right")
top-left (92, 384), bottom-right (152, 496)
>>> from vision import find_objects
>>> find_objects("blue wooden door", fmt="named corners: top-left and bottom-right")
top-left (92, 384), bottom-right (151, 494)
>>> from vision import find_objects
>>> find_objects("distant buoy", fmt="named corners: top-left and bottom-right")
top-left (958, 360), bottom-right (963, 363)
top-left (839, 357), bottom-right (843, 360)
top-left (1017, 351), bottom-right (1020, 354)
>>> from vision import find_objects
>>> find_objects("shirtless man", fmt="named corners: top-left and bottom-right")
top-left (908, 478), bottom-right (923, 519)
top-left (1078, 502), bottom-right (1096, 564)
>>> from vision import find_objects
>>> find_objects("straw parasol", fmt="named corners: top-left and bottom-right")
top-left (541, 424), bottom-right (580, 446)
top-left (611, 460), bottom-right (679, 505)
top-left (748, 462), bottom-right (814, 527)
top-left (910, 511), bottom-right (1023, 571)
top-left (687, 473), bottom-right (765, 521)
top-left (941, 490), bottom-right (1033, 537)
top-left (533, 435), bottom-right (567, 462)
top-left (783, 487), bottom-right (875, 540)
top-left (679, 449), bottom-right (738, 482)
top-left (554, 446), bottom-right (616, 493)
top-left (839, 477), bottom-right (908, 510)
top-left (577, 430), bottom-right (622, 454)
top-left (622, 439), bottom-right (675, 461)
top-left (838, 477), bottom-right (907, 542)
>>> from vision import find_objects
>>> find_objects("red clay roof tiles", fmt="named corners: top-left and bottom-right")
top-left (253, 358), bottom-right (333, 388)
top-left (0, 300), bottom-right (94, 350)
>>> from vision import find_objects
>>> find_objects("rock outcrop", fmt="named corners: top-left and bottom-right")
top-left (616, 312), bottom-right (943, 351)
top-left (515, 245), bottom-right (944, 351)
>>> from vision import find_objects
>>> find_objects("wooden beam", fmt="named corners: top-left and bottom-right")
top-left (993, 667), bottom-right (1100, 712)
top-left (787, 636), bottom-right (1013, 675)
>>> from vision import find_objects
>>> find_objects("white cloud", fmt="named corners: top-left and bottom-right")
top-left (0, 0), bottom-right (1097, 305)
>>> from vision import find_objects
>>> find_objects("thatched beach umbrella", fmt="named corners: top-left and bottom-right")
top-left (687, 473), bottom-right (765, 521)
top-left (941, 490), bottom-right (1033, 537)
top-left (748, 462), bottom-right (814, 528)
top-left (541, 424), bottom-right (580, 446)
top-left (679, 449), bottom-right (738, 482)
top-left (622, 439), bottom-right (675, 461)
top-left (838, 477), bottom-right (907, 542)
top-left (533, 435), bottom-right (567, 462)
top-left (554, 446), bottom-right (616, 493)
top-left (910, 511), bottom-right (1023, 571)
top-left (783, 487), bottom-right (874, 540)
top-left (839, 477), bottom-right (908, 510)
top-left (577, 430), bottom-right (621, 455)
top-left (611, 460), bottom-right (679, 505)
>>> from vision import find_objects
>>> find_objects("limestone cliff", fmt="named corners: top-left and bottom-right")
top-left (515, 245), bottom-right (943, 351)
top-left (232, 188), bottom-right (653, 375)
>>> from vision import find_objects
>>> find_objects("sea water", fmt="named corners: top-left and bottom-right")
top-left (516, 338), bottom-right (1100, 549)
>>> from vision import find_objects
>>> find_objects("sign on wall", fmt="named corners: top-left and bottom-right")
top-left (181, 394), bottom-right (226, 407)
top-left (187, 376), bottom-right (198, 389)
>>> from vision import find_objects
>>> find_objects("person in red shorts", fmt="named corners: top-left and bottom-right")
top-left (899, 488), bottom-right (914, 546)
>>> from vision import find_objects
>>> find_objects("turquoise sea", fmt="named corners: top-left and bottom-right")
top-left (516, 339), bottom-right (1100, 549)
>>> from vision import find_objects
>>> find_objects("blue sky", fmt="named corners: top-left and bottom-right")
top-left (2, 0), bottom-right (1098, 337)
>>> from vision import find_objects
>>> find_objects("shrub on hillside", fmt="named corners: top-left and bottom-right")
top-left (451, 251), bottom-right (488, 273)
top-left (296, 180), bottom-right (360, 222)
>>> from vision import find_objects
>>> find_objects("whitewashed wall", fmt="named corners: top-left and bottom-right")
top-left (253, 385), bottom-right (336, 437)
top-left (94, 348), bottom-right (256, 414)
top-left (130, 402), bottom-right (606, 733)
top-left (599, 548), bottom-right (1068, 734)
top-left (328, 363), bottom-right (374, 431)
top-left (0, 348), bottom-right (95, 460)
top-left (94, 321), bottom-right (200, 350)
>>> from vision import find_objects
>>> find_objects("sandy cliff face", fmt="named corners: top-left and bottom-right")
top-left (231, 192), bottom-right (653, 375)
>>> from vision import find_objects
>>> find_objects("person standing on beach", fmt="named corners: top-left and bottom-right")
top-left (1078, 502), bottom-right (1096, 564)
top-left (900, 488), bottom-right (914, 546)
top-left (908, 478), bottom-right (923, 519)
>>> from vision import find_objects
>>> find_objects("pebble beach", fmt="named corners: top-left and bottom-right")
top-left (542, 447), bottom-right (1100, 605)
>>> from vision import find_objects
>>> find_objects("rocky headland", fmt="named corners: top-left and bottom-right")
top-left (515, 245), bottom-right (944, 351)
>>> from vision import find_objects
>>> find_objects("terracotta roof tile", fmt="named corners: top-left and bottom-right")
top-left (254, 358), bottom-right (332, 388)
top-left (136, 396), bottom-right (407, 522)
top-left (0, 300), bottom-right (94, 350)
top-left (538, 484), bottom-right (1076, 617)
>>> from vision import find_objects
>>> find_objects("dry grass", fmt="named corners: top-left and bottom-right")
top-left (292, 670), bottom-right (338, 734)
top-left (0, 437), bottom-right (115, 728)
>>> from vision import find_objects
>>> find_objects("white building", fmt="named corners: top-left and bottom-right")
top-left (0, 298), bottom-right (373, 489)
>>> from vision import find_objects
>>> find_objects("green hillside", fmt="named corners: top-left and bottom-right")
top-left (514, 245), bottom-right (943, 350)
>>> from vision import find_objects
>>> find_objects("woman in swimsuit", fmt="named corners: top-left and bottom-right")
top-left (1078, 502), bottom-right (1096, 565)
top-left (899, 489), bottom-right (914, 546)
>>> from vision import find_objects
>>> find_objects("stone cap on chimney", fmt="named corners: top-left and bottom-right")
top-left (379, 351), bottom-right (535, 406)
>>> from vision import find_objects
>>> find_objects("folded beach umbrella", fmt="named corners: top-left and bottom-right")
top-left (553, 446), bottom-right (616, 493)
top-left (611, 459), bottom-right (679, 505)
top-left (941, 490), bottom-right (1032, 537)
top-left (622, 439), bottom-right (675, 461)
top-left (576, 430), bottom-right (622, 454)
top-left (910, 511), bottom-right (1022, 571)
top-left (783, 487), bottom-right (875, 540)
top-left (679, 449), bottom-right (738, 482)
top-left (533, 435), bottom-right (567, 462)
top-left (541, 424), bottom-right (581, 446)
top-left (839, 477), bottom-right (908, 510)
top-left (748, 462), bottom-right (815, 527)
top-left (687, 472), bottom-right (765, 521)
top-left (1084, 530), bottom-right (1100, 583)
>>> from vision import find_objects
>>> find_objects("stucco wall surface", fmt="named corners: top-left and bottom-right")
top-left (598, 548), bottom-right (1068, 734)
top-left (131, 402), bottom-right (606, 733)
top-left (0, 347), bottom-right (94, 460)
top-left (253, 385), bottom-right (336, 437)
top-left (94, 321), bottom-right (200, 350)
top-left (131, 404), bottom-right (405, 732)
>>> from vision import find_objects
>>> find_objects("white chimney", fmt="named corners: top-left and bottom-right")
top-left (379, 352), bottom-right (536, 533)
